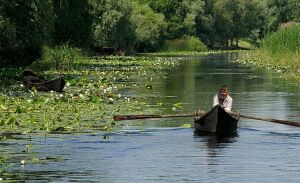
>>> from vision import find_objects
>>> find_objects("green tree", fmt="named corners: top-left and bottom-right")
top-left (213, 0), bottom-right (234, 47)
top-left (229, 0), bottom-right (264, 47)
top-left (182, 0), bottom-right (205, 35)
top-left (53, 0), bottom-right (91, 47)
top-left (197, 0), bottom-right (264, 48)
top-left (266, 0), bottom-right (289, 31)
top-left (241, 0), bottom-right (266, 45)
top-left (89, 0), bottom-right (135, 52)
top-left (130, 1), bottom-right (166, 51)
top-left (0, 0), bottom-right (54, 65)
top-left (288, 0), bottom-right (300, 22)
top-left (146, 0), bottom-right (204, 39)
top-left (195, 0), bottom-right (217, 47)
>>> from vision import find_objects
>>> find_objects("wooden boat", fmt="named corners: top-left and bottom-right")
top-left (22, 70), bottom-right (66, 92)
top-left (194, 105), bottom-right (239, 136)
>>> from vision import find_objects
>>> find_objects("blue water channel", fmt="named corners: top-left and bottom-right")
top-left (2, 53), bottom-right (300, 182)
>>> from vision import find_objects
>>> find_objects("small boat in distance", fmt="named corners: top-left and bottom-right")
top-left (194, 105), bottom-right (239, 136)
top-left (22, 70), bottom-right (66, 92)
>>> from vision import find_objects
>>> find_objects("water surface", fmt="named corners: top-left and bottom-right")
top-left (2, 53), bottom-right (300, 182)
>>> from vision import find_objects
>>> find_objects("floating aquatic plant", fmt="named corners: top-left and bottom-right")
top-left (0, 55), bottom-right (181, 134)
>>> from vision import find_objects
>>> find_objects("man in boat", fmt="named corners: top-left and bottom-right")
top-left (213, 85), bottom-right (232, 112)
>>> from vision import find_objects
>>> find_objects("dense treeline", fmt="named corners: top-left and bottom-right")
top-left (0, 0), bottom-right (300, 65)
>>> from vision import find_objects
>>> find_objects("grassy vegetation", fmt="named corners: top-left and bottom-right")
top-left (262, 23), bottom-right (300, 55)
top-left (159, 36), bottom-right (208, 52)
top-left (30, 45), bottom-right (84, 72)
top-left (237, 40), bottom-right (254, 50)
top-left (236, 24), bottom-right (300, 79)
top-left (144, 50), bottom-right (242, 57)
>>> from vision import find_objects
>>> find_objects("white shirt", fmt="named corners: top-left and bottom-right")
top-left (213, 94), bottom-right (232, 112)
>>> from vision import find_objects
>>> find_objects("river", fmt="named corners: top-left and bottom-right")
top-left (2, 53), bottom-right (300, 182)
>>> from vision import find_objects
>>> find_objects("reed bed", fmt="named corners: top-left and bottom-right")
top-left (237, 24), bottom-right (300, 79)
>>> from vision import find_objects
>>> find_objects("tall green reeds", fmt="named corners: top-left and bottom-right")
top-left (260, 23), bottom-right (300, 69)
top-left (30, 45), bottom-right (83, 71)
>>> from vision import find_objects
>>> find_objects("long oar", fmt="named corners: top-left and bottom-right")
top-left (232, 113), bottom-right (300, 127)
top-left (113, 112), bottom-right (300, 127)
top-left (113, 113), bottom-right (201, 121)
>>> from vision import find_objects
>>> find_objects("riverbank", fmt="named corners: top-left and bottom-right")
top-left (235, 49), bottom-right (300, 81)
top-left (235, 24), bottom-right (300, 81)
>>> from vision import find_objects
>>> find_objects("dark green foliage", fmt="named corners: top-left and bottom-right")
top-left (1, 0), bottom-right (300, 66)
top-left (131, 1), bottom-right (166, 52)
top-left (89, 0), bottom-right (135, 52)
top-left (159, 36), bottom-right (207, 52)
top-left (53, 0), bottom-right (91, 47)
top-left (266, 0), bottom-right (300, 32)
top-left (30, 45), bottom-right (82, 71)
top-left (196, 0), bottom-right (265, 49)
top-left (146, 0), bottom-right (205, 39)
top-left (0, 0), bottom-right (53, 66)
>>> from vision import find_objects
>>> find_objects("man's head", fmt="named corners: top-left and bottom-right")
top-left (219, 85), bottom-right (229, 99)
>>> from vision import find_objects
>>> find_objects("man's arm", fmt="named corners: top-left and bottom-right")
top-left (213, 95), bottom-right (219, 106)
top-left (223, 96), bottom-right (232, 112)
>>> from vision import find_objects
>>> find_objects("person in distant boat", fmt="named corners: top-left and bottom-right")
top-left (213, 85), bottom-right (232, 112)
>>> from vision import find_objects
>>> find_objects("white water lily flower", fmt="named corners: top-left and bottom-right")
top-left (124, 97), bottom-right (130, 102)
top-left (117, 94), bottom-right (122, 98)
top-left (21, 160), bottom-right (26, 165)
top-left (79, 94), bottom-right (85, 98)
top-left (0, 177), bottom-right (3, 181)
top-left (106, 87), bottom-right (112, 92)
top-left (66, 82), bottom-right (71, 87)
top-left (108, 98), bottom-right (114, 102)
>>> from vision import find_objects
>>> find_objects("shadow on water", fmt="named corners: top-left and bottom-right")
top-left (193, 132), bottom-right (239, 163)
top-left (205, 135), bottom-right (237, 148)
top-left (194, 133), bottom-right (238, 148)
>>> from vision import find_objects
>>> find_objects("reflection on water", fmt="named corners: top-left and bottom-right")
top-left (194, 133), bottom-right (239, 162)
top-left (202, 135), bottom-right (238, 149)
top-left (2, 53), bottom-right (300, 182)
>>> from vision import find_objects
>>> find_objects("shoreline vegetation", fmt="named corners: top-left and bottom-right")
top-left (0, 26), bottom-right (299, 179)
top-left (1, 23), bottom-right (299, 136)
top-left (0, 50), bottom-right (214, 178)
top-left (1, 54), bottom-right (191, 136)
top-left (1, 21), bottom-right (300, 136)
top-left (236, 24), bottom-right (300, 80)
top-left (3, 0), bottom-right (299, 66)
